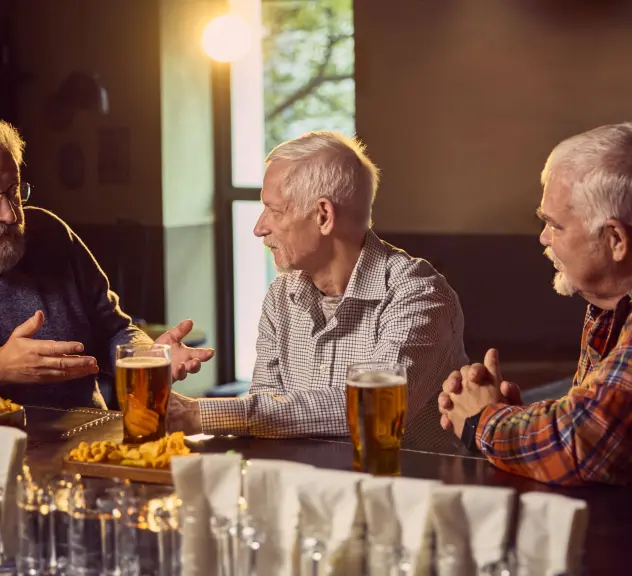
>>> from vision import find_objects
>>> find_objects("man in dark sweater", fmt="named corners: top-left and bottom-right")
top-left (0, 121), bottom-right (214, 409)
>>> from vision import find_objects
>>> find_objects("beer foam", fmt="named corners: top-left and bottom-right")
top-left (116, 356), bottom-right (170, 369)
top-left (347, 373), bottom-right (407, 388)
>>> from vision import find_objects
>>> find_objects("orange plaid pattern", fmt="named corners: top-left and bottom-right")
top-left (476, 296), bottom-right (632, 486)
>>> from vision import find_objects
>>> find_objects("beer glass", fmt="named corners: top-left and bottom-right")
top-left (346, 362), bottom-right (407, 475)
top-left (116, 343), bottom-right (172, 443)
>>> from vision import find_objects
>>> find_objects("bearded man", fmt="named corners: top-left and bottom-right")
top-left (0, 121), bottom-right (214, 408)
top-left (439, 122), bottom-right (632, 486)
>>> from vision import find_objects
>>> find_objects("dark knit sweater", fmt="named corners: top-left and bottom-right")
top-left (0, 207), bottom-right (151, 408)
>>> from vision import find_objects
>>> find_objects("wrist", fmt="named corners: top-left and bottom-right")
top-left (192, 400), bottom-right (202, 434)
top-left (461, 409), bottom-right (485, 452)
top-left (0, 351), bottom-right (10, 382)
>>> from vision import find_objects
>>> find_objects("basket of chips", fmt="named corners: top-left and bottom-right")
top-left (64, 431), bottom-right (194, 484)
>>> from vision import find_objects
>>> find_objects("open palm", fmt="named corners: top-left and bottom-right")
top-left (154, 319), bottom-right (215, 381)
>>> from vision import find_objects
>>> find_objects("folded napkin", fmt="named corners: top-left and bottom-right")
top-left (0, 426), bottom-right (27, 558)
top-left (362, 476), bottom-right (438, 576)
top-left (296, 469), bottom-right (367, 575)
top-left (244, 459), bottom-right (314, 576)
top-left (516, 492), bottom-right (588, 576)
top-left (430, 485), bottom-right (515, 576)
top-left (171, 452), bottom-right (243, 576)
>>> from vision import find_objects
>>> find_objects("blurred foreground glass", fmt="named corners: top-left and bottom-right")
top-left (346, 363), bottom-right (407, 475)
top-left (211, 512), bottom-right (264, 576)
top-left (116, 343), bottom-right (172, 443)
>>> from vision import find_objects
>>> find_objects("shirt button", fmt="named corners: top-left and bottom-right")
top-left (319, 363), bottom-right (330, 373)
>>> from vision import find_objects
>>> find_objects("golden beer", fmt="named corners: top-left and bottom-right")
top-left (116, 349), bottom-right (172, 444)
top-left (346, 365), bottom-right (407, 476)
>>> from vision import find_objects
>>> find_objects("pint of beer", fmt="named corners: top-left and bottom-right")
top-left (116, 343), bottom-right (172, 444)
top-left (346, 362), bottom-right (407, 475)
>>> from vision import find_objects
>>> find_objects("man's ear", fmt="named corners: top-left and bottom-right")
top-left (604, 219), bottom-right (630, 263)
top-left (316, 198), bottom-right (335, 235)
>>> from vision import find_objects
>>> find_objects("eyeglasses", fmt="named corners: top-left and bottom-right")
top-left (0, 182), bottom-right (31, 205)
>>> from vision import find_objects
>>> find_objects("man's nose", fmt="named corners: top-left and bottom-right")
top-left (253, 213), bottom-right (268, 237)
top-left (0, 196), bottom-right (18, 225)
top-left (539, 225), bottom-right (551, 247)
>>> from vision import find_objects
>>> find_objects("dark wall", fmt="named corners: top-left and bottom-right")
top-left (357, 0), bottom-right (632, 361)
top-left (377, 232), bottom-right (585, 362)
top-left (6, 0), bottom-right (166, 322)
top-left (72, 223), bottom-right (165, 324)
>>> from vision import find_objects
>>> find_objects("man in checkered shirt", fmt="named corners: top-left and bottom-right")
top-left (169, 131), bottom-right (468, 444)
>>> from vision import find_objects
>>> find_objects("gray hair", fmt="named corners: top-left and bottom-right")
top-left (541, 122), bottom-right (632, 234)
top-left (0, 120), bottom-right (25, 167)
top-left (265, 131), bottom-right (380, 231)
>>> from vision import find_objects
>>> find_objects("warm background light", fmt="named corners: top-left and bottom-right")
top-left (201, 14), bottom-right (253, 62)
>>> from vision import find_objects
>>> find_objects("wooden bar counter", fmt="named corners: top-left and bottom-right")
top-left (21, 405), bottom-right (629, 575)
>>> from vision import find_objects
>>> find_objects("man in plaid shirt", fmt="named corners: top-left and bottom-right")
top-left (439, 122), bottom-right (632, 486)
top-left (170, 131), bottom-right (467, 441)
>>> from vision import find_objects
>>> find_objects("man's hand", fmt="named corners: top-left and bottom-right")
top-left (166, 391), bottom-right (203, 436)
top-left (154, 320), bottom-right (215, 381)
top-left (0, 311), bottom-right (99, 383)
top-left (124, 393), bottom-right (160, 437)
top-left (438, 349), bottom-right (521, 437)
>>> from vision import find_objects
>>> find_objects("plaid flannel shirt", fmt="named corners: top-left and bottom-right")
top-left (476, 295), bottom-right (632, 486)
top-left (200, 230), bottom-right (468, 442)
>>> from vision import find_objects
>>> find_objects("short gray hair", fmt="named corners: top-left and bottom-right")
top-left (265, 131), bottom-right (380, 230)
top-left (0, 120), bottom-right (25, 167)
top-left (541, 122), bottom-right (632, 234)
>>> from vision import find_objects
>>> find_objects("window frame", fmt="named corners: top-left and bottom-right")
top-left (211, 60), bottom-right (261, 384)
top-left (211, 0), bottom-right (356, 384)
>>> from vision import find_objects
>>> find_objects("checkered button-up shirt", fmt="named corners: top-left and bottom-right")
top-left (476, 295), bottom-right (632, 486)
top-left (200, 231), bottom-right (468, 442)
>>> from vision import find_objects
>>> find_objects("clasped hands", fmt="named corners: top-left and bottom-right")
top-left (438, 349), bottom-right (523, 440)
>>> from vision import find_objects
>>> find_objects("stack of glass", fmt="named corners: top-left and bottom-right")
top-left (10, 466), bottom-right (584, 576)
top-left (15, 471), bottom-right (182, 576)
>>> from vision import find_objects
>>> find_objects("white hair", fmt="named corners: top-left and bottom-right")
top-left (541, 122), bottom-right (632, 234)
top-left (265, 131), bottom-right (380, 231)
top-left (0, 120), bottom-right (25, 167)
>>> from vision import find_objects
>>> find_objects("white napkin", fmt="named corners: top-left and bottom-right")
top-left (430, 485), bottom-right (515, 576)
top-left (171, 452), bottom-right (243, 576)
top-left (296, 469), bottom-right (367, 575)
top-left (516, 492), bottom-right (588, 576)
top-left (362, 476), bottom-right (438, 576)
top-left (0, 426), bottom-right (27, 557)
top-left (243, 459), bottom-right (314, 576)
top-left (201, 452), bottom-right (243, 522)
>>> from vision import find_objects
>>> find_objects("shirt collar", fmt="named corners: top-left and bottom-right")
top-left (342, 230), bottom-right (388, 302)
top-left (288, 230), bottom-right (389, 308)
top-left (587, 293), bottom-right (632, 322)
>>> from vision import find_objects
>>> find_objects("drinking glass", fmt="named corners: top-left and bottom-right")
top-left (346, 362), bottom-right (407, 475)
top-left (116, 343), bottom-right (172, 443)
top-left (117, 486), bottom-right (180, 576)
top-left (16, 476), bottom-right (41, 576)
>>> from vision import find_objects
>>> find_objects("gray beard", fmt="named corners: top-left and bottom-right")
top-left (0, 224), bottom-right (25, 274)
top-left (553, 270), bottom-right (577, 297)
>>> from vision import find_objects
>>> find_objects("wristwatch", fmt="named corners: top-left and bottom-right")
top-left (461, 410), bottom-right (484, 452)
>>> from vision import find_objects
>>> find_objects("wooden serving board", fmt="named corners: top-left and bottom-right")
top-left (62, 457), bottom-right (174, 485)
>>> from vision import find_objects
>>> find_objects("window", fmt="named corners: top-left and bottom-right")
top-left (218, 0), bottom-right (355, 383)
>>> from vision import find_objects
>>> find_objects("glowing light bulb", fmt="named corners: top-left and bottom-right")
top-left (202, 14), bottom-right (253, 63)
